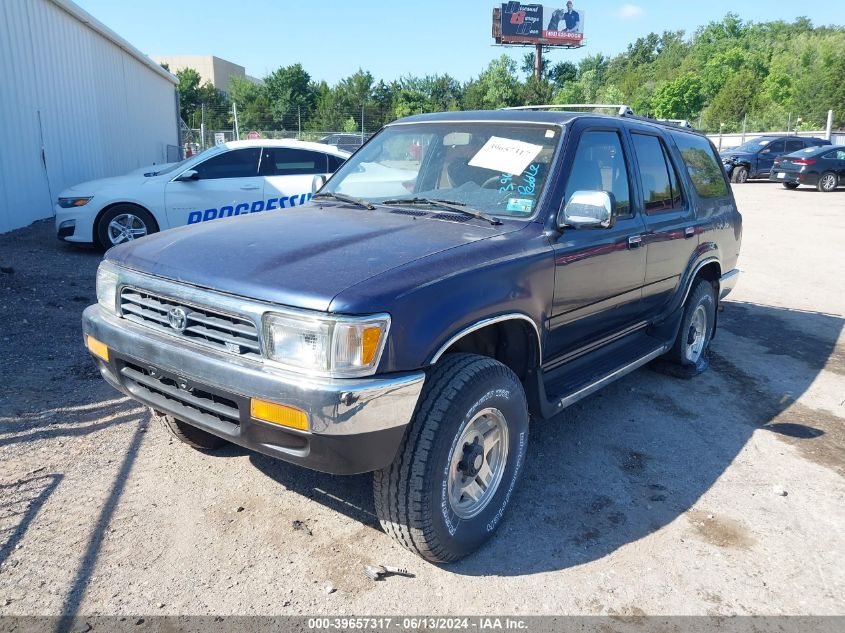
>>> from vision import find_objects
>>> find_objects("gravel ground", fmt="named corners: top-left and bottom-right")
top-left (0, 184), bottom-right (843, 618)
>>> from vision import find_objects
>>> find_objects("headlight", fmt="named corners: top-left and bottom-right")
top-left (96, 262), bottom-right (119, 314)
top-left (58, 196), bottom-right (93, 208)
top-left (263, 312), bottom-right (390, 376)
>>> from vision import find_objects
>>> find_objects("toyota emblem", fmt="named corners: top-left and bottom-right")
top-left (167, 307), bottom-right (188, 332)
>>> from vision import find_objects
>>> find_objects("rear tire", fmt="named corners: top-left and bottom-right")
top-left (153, 410), bottom-right (228, 451)
top-left (783, 182), bottom-right (799, 190)
top-left (665, 279), bottom-right (717, 376)
top-left (374, 353), bottom-right (529, 563)
top-left (731, 166), bottom-right (749, 183)
top-left (817, 171), bottom-right (838, 192)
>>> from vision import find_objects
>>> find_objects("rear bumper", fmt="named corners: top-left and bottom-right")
top-left (769, 170), bottom-right (816, 186)
top-left (719, 269), bottom-right (740, 300)
top-left (82, 304), bottom-right (425, 474)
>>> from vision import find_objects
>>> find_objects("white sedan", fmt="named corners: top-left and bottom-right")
top-left (55, 140), bottom-right (349, 247)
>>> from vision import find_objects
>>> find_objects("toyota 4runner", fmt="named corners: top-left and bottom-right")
top-left (83, 108), bottom-right (742, 562)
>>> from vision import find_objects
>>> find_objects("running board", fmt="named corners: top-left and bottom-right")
top-left (555, 345), bottom-right (667, 410)
top-left (536, 333), bottom-right (669, 419)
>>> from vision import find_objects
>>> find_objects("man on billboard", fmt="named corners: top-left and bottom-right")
top-left (547, 1), bottom-right (580, 33)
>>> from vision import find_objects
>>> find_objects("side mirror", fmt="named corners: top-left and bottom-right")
top-left (312, 174), bottom-right (327, 194)
top-left (760, 149), bottom-right (770, 155)
top-left (175, 169), bottom-right (199, 182)
top-left (559, 190), bottom-right (615, 229)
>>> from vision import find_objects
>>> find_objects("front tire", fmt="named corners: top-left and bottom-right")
top-left (817, 171), bottom-right (838, 192)
top-left (153, 410), bottom-right (228, 451)
top-left (374, 354), bottom-right (529, 563)
top-left (96, 204), bottom-right (158, 248)
top-left (731, 166), bottom-right (749, 183)
top-left (665, 279), bottom-right (717, 375)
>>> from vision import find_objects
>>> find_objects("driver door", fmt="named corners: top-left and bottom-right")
top-left (546, 125), bottom-right (648, 360)
top-left (164, 147), bottom-right (263, 227)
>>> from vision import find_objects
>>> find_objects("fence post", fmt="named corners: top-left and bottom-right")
top-left (718, 123), bottom-right (723, 151)
top-left (741, 114), bottom-right (747, 143)
top-left (361, 102), bottom-right (365, 143)
top-left (298, 106), bottom-right (301, 140)
top-left (201, 103), bottom-right (206, 150)
top-left (826, 110), bottom-right (833, 140)
top-left (233, 102), bottom-right (240, 140)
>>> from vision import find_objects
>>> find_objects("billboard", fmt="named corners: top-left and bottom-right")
top-left (498, 2), bottom-right (585, 46)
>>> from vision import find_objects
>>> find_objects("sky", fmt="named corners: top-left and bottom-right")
top-left (75, 0), bottom-right (845, 84)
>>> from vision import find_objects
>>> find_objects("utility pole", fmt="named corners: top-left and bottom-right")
top-left (534, 43), bottom-right (543, 80)
top-left (826, 109), bottom-right (833, 140)
top-left (361, 102), bottom-right (365, 143)
top-left (233, 102), bottom-right (240, 140)
top-left (200, 103), bottom-right (206, 150)
top-left (741, 114), bottom-right (747, 143)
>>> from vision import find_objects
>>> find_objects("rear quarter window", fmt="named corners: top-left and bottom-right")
top-left (672, 134), bottom-right (729, 199)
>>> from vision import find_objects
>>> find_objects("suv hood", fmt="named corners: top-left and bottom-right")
top-left (106, 204), bottom-right (521, 312)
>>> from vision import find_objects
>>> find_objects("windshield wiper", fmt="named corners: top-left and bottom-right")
top-left (312, 192), bottom-right (375, 210)
top-left (381, 197), bottom-right (502, 226)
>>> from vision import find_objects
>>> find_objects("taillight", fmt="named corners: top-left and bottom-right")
top-left (793, 159), bottom-right (816, 166)
top-left (773, 159), bottom-right (781, 166)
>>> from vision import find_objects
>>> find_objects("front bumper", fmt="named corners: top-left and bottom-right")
top-left (82, 304), bottom-right (425, 474)
top-left (55, 204), bottom-right (96, 243)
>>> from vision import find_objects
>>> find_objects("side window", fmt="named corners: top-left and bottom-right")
top-left (673, 133), bottom-right (729, 199)
top-left (765, 140), bottom-right (785, 155)
top-left (193, 148), bottom-right (260, 180)
top-left (262, 148), bottom-right (328, 176)
top-left (327, 154), bottom-right (346, 172)
top-left (824, 150), bottom-right (845, 160)
top-left (785, 139), bottom-right (804, 153)
top-left (564, 130), bottom-right (632, 218)
top-left (631, 133), bottom-right (683, 215)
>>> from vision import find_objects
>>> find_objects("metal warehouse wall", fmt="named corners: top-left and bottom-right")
top-left (0, 0), bottom-right (179, 234)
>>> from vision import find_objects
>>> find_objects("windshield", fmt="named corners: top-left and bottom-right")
top-left (322, 122), bottom-right (562, 219)
top-left (730, 137), bottom-right (774, 153)
top-left (150, 146), bottom-right (225, 176)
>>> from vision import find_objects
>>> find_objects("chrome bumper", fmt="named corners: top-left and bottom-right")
top-left (82, 305), bottom-right (425, 473)
top-left (719, 268), bottom-right (740, 300)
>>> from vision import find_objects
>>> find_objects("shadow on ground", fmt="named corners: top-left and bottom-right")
top-left (246, 301), bottom-right (843, 576)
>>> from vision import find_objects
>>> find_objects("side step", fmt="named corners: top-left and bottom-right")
top-left (539, 332), bottom-right (668, 418)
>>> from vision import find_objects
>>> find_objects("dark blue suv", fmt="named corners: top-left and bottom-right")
top-left (83, 109), bottom-right (742, 562)
top-left (721, 134), bottom-right (831, 183)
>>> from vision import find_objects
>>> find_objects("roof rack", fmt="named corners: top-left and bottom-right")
top-left (505, 104), bottom-right (634, 117)
top-left (504, 104), bottom-right (696, 130)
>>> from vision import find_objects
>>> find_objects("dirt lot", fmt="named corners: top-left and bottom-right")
top-left (0, 183), bottom-right (843, 618)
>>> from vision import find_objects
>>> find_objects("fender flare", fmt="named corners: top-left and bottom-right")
top-left (428, 313), bottom-right (543, 366)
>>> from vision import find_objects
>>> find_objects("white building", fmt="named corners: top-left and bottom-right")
top-left (0, 0), bottom-right (180, 234)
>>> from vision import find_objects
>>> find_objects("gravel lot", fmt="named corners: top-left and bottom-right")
top-left (0, 183), bottom-right (843, 619)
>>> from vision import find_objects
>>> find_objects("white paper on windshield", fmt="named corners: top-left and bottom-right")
top-left (468, 136), bottom-right (543, 176)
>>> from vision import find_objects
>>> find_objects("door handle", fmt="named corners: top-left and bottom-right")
top-left (627, 235), bottom-right (643, 249)
top-left (684, 226), bottom-right (696, 238)
top-left (240, 185), bottom-right (260, 190)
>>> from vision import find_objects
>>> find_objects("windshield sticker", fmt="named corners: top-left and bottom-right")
top-left (507, 198), bottom-right (534, 213)
top-left (545, 129), bottom-right (556, 138)
top-left (468, 136), bottom-right (544, 176)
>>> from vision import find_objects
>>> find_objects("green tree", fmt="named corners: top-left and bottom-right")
top-left (175, 68), bottom-right (202, 125)
top-left (229, 77), bottom-right (271, 132)
top-left (652, 73), bottom-right (704, 119)
top-left (466, 55), bottom-right (521, 109)
top-left (264, 63), bottom-right (315, 129)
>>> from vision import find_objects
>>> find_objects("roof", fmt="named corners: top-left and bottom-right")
top-left (223, 139), bottom-right (351, 157)
top-left (49, 0), bottom-right (177, 85)
top-left (390, 109), bottom-right (709, 137)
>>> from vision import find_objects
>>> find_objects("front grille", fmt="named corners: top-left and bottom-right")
top-left (120, 288), bottom-right (260, 358)
top-left (120, 361), bottom-right (241, 426)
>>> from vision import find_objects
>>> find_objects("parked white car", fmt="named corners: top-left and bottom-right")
top-left (55, 140), bottom-right (349, 247)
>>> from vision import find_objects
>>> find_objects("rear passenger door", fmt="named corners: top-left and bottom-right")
top-left (629, 131), bottom-right (698, 314)
top-left (757, 139), bottom-right (785, 175)
top-left (546, 125), bottom-right (649, 360)
top-left (261, 147), bottom-right (329, 210)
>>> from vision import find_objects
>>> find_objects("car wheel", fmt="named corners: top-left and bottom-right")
top-left (96, 204), bottom-right (158, 248)
top-left (374, 353), bottom-right (529, 563)
top-left (817, 172), bottom-right (838, 192)
top-left (783, 182), bottom-right (799, 190)
top-left (731, 166), bottom-right (749, 183)
top-left (665, 279), bottom-right (717, 376)
top-left (153, 410), bottom-right (228, 451)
